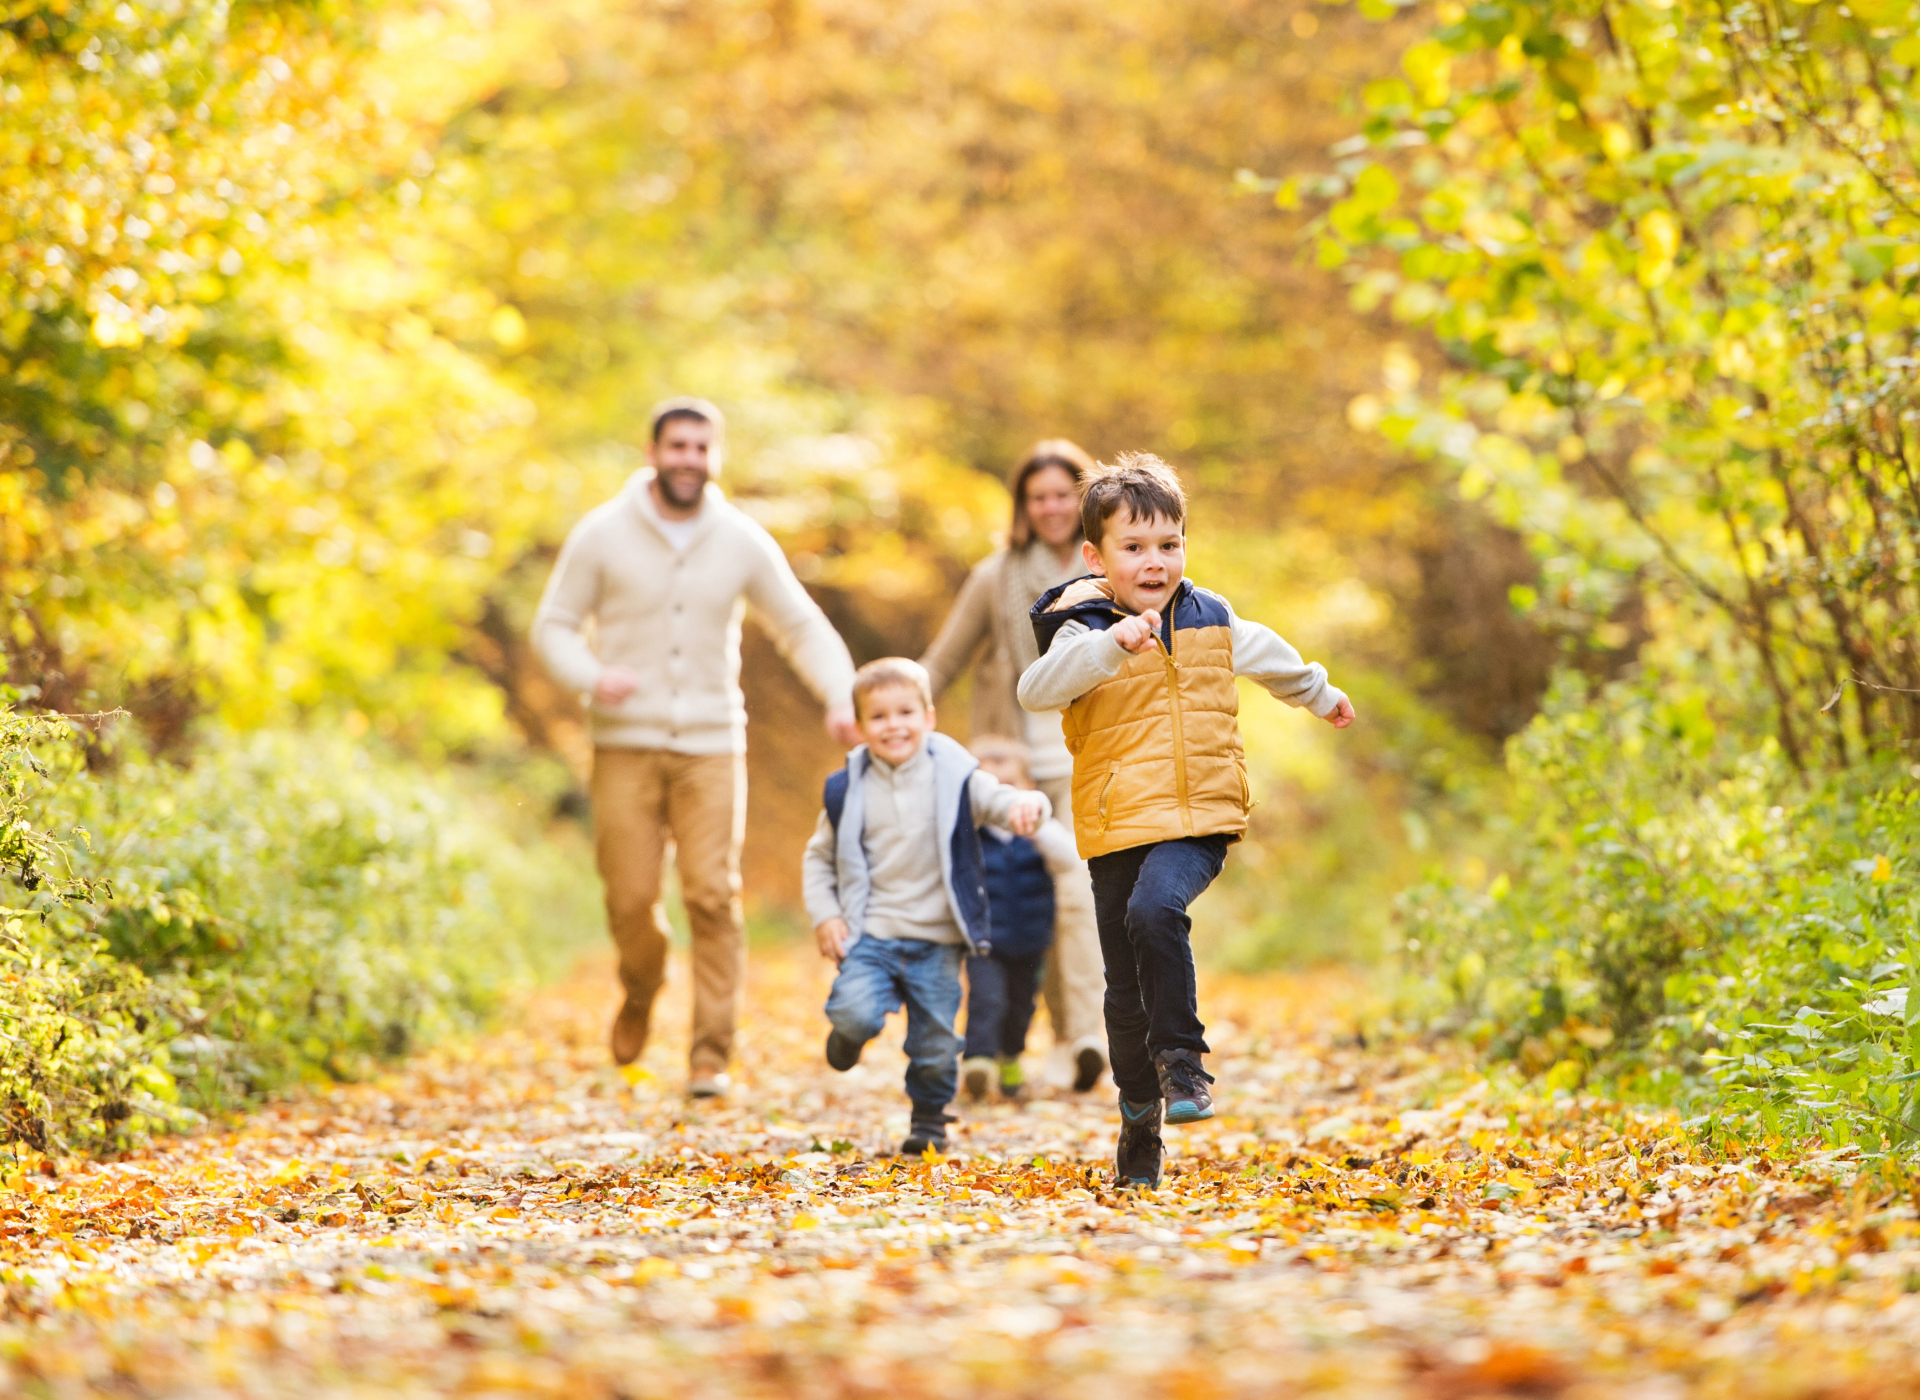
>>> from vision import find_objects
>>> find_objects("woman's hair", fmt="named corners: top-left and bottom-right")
top-left (1007, 438), bottom-right (1097, 548)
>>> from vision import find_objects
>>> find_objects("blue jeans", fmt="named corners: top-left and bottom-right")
top-left (824, 935), bottom-right (965, 1121)
top-left (963, 952), bottom-right (1045, 1060)
top-left (1088, 835), bottom-right (1229, 1103)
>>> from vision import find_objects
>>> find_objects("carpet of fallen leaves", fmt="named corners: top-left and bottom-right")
top-left (3, 949), bottom-right (1920, 1398)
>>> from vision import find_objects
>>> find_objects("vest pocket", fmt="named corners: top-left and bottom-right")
top-left (1235, 757), bottom-right (1253, 811)
top-left (1097, 762), bottom-right (1121, 834)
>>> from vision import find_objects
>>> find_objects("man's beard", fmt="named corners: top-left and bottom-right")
top-left (657, 468), bottom-right (708, 509)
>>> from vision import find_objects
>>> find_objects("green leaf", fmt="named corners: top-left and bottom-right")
top-left (1844, 237), bottom-right (1897, 284)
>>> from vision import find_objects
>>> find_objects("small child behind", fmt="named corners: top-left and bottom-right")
top-left (961, 736), bottom-right (1088, 1103)
top-left (804, 658), bottom-right (1049, 1156)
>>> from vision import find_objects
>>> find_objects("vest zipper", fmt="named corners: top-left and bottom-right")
top-left (1159, 600), bottom-right (1192, 836)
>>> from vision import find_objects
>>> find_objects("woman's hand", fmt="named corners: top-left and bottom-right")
top-left (815, 916), bottom-right (850, 963)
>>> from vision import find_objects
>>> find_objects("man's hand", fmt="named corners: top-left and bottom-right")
top-left (1326, 696), bottom-right (1356, 729)
top-left (815, 916), bottom-right (850, 963)
top-left (1004, 790), bottom-right (1048, 837)
top-left (825, 700), bottom-right (860, 748)
top-left (593, 665), bottom-right (641, 707)
top-left (1109, 609), bottom-right (1162, 655)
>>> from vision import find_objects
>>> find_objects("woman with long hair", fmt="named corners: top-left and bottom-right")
top-left (921, 440), bottom-right (1108, 1093)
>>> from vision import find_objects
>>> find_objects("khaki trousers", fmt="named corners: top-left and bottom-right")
top-left (591, 748), bottom-right (746, 1075)
top-left (1038, 774), bottom-right (1106, 1054)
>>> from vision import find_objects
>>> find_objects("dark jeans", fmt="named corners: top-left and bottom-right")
top-left (1088, 835), bottom-right (1229, 1103)
top-left (823, 935), bottom-right (964, 1121)
top-left (963, 952), bottom-right (1045, 1060)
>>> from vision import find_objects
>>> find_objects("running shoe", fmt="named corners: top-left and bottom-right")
top-left (1154, 1048), bottom-right (1215, 1124)
top-left (1115, 1096), bottom-right (1164, 1188)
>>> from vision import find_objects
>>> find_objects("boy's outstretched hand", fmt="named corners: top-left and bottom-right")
top-left (1004, 790), bottom-right (1048, 836)
top-left (815, 916), bottom-right (850, 963)
top-left (1110, 609), bottom-right (1162, 654)
top-left (1327, 696), bottom-right (1356, 729)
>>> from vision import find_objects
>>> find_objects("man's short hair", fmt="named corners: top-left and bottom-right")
top-left (1081, 452), bottom-right (1187, 548)
top-left (649, 396), bottom-right (726, 444)
top-left (969, 734), bottom-right (1031, 777)
top-left (851, 657), bottom-right (933, 718)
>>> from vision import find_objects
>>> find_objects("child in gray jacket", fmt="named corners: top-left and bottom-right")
top-left (804, 658), bottom-right (1048, 1156)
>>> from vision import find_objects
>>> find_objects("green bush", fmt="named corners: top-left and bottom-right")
top-left (1, 708), bottom-right (599, 1154)
top-left (0, 707), bottom-right (184, 1154)
top-left (1399, 672), bottom-right (1920, 1156)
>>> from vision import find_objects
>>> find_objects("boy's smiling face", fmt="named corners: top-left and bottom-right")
top-left (1083, 505), bottom-right (1186, 617)
top-left (856, 682), bottom-right (935, 766)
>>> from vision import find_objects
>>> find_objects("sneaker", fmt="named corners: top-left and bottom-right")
top-left (961, 1056), bottom-right (996, 1102)
top-left (998, 1058), bottom-right (1028, 1102)
top-left (1154, 1048), bottom-right (1215, 1124)
top-left (1115, 1097), bottom-right (1164, 1189)
top-left (825, 1029), bottom-right (864, 1072)
top-left (898, 1121), bottom-right (949, 1157)
top-left (1073, 1045), bottom-right (1107, 1094)
top-left (687, 1072), bottom-right (731, 1099)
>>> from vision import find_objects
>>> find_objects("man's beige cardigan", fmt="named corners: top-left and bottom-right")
top-left (533, 470), bottom-right (855, 755)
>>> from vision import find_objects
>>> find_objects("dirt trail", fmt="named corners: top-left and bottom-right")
top-left (0, 948), bottom-right (1915, 1399)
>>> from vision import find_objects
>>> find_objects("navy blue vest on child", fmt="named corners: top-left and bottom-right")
top-left (979, 829), bottom-right (1054, 961)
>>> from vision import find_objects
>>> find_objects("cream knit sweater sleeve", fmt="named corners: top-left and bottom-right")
top-left (739, 518), bottom-right (857, 709)
top-left (530, 512), bottom-right (610, 695)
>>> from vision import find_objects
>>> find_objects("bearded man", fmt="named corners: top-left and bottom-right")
top-left (534, 397), bottom-right (860, 1097)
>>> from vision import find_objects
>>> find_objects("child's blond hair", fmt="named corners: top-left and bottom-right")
top-left (851, 657), bottom-right (934, 718)
top-left (969, 734), bottom-right (1032, 782)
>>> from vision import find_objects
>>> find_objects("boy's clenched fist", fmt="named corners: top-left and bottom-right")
top-left (1109, 609), bottom-right (1162, 654)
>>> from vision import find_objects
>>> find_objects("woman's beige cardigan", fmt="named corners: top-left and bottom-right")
top-left (919, 550), bottom-right (1029, 740)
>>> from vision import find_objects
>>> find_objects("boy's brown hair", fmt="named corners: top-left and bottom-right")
top-left (851, 657), bottom-right (933, 718)
top-left (1080, 452), bottom-right (1187, 548)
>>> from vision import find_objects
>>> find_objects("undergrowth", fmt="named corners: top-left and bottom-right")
top-left (0, 705), bottom-right (597, 1155)
top-left (1398, 672), bottom-right (1920, 1159)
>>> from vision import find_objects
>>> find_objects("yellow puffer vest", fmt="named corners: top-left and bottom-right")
top-left (1030, 576), bottom-right (1250, 859)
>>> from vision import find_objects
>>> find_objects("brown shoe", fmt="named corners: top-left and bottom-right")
top-left (610, 995), bottom-right (652, 1066)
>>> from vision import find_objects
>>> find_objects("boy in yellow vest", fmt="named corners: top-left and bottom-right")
top-left (1017, 454), bottom-right (1355, 1188)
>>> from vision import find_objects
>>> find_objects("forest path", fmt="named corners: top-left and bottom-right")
top-left (0, 948), bottom-right (1914, 1399)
